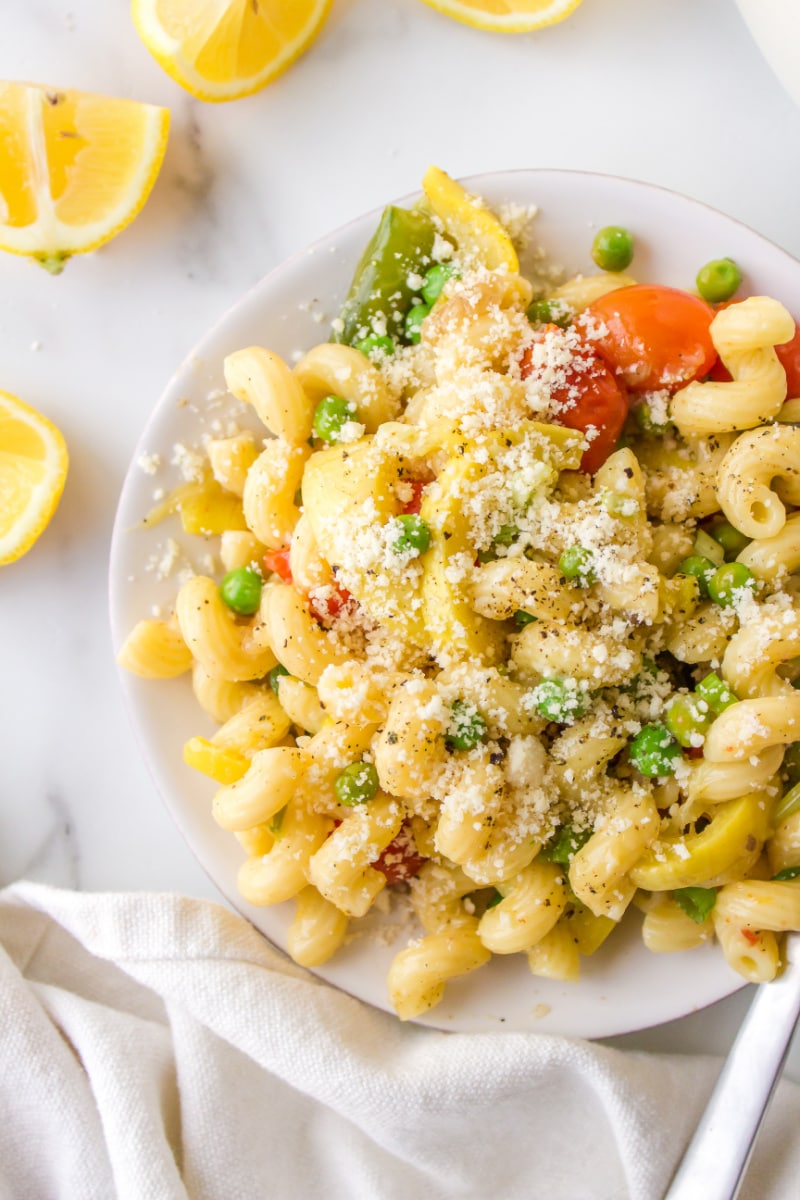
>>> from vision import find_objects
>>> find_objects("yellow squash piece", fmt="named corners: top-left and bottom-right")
top-left (418, 0), bottom-right (584, 33)
top-left (0, 82), bottom-right (169, 273)
top-left (629, 794), bottom-right (772, 892)
top-left (0, 390), bottom-right (68, 565)
top-left (422, 165), bottom-right (519, 272)
top-left (131, 0), bottom-right (333, 102)
top-left (419, 422), bottom-right (581, 665)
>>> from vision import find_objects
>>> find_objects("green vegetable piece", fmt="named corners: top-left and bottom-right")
top-left (219, 567), bottom-right (263, 615)
top-left (696, 257), bottom-right (742, 304)
top-left (665, 694), bottom-right (711, 748)
top-left (709, 519), bottom-right (750, 560)
top-left (526, 299), bottom-right (572, 329)
top-left (268, 805), bottom-right (286, 838)
top-left (445, 700), bottom-right (487, 751)
top-left (392, 513), bottom-right (431, 557)
top-left (630, 723), bottom-right (682, 777)
top-left (693, 528), bottom-right (725, 567)
top-left (707, 562), bottom-right (756, 607)
top-left (486, 890), bottom-right (503, 908)
top-left (677, 555), bottom-right (717, 598)
top-left (782, 743), bottom-right (800, 786)
top-left (540, 825), bottom-right (593, 864)
top-left (332, 205), bottom-right (437, 346)
top-left (494, 523), bottom-right (519, 547)
top-left (355, 335), bottom-right (395, 361)
top-left (634, 401), bottom-right (671, 435)
top-left (775, 780), bottom-right (800, 824)
top-left (405, 303), bottom-right (431, 344)
top-left (268, 664), bottom-right (290, 695)
top-left (513, 610), bottom-right (537, 627)
top-left (558, 545), bottom-right (596, 585)
top-left (421, 262), bottom-right (459, 306)
top-left (312, 394), bottom-right (354, 443)
top-left (695, 672), bottom-right (737, 714)
top-left (334, 761), bottom-right (379, 807)
top-left (531, 678), bottom-right (588, 725)
top-left (673, 886), bottom-right (717, 924)
top-left (591, 226), bottom-right (634, 272)
top-left (772, 865), bottom-right (800, 881)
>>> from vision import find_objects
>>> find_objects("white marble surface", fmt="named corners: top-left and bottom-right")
top-left (2, 0), bottom-right (800, 1074)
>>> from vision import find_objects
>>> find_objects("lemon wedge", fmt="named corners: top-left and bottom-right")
top-left (0, 391), bottom-right (69, 565)
top-left (419, 0), bottom-right (583, 32)
top-left (0, 82), bottom-right (169, 274)
top-left (131, 0), bottom-right (333, 102)
top-left (422, 165), bottom-right (519, 272)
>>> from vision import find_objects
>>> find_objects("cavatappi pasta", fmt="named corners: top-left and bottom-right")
top-left (119, 167), bottom-right (800, 1019)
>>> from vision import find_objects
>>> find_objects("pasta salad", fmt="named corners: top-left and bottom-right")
top-left (118, 167), bottom-right (800, 1020)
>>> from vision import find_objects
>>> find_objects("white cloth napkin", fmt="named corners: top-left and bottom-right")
top-left (2, 882), bottom-right (799, 1200)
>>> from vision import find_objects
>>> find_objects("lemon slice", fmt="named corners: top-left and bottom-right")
top-left (422, 165), bottom-right (519, 272)
top-left (0, 391), bottom-right (69, 565)
top-left (131, 0), bottom-right (333, 102)
top-left (419, 0), bottom-right (583, 32)
top-left (0, 82), bottom-right (169, 274)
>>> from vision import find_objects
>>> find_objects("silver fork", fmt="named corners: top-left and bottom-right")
top-left (664, 933), bottom-right (800, 1200)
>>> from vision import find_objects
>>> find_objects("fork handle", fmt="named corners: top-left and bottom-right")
top-left (664, 934), bottom-right (800, 1200)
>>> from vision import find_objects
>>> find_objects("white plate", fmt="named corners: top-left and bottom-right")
top-left (110, 169), bottom-right (800, 1037)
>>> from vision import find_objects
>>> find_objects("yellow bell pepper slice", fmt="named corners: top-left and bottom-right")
top-left (183, 737), bottom-right (250, 785)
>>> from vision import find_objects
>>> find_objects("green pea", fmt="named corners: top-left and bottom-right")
top-left (709, 520), bottom-right (750, 560)
top-left (268, 664), bottom-right (290, 695)
top-left (445, 700), bottom-right (487, 751)
top-left (677, 555), bottom-right (717, 598)
top-left (707, 562), bottom-right (756, 607)
top-left (355, 335), bottom-right (395, 361)
top-left (695, 672), bottom-right (737, 714)
top-left (392, 513), bottom-right (431, 557)
top-left (591, 226), bottom-right (634, 273)
top-left (629, 723), bottom-right (682, 777)
top-left (696, 257), bottom-right (742, 304)
top-left (334, 760), bottom-right (379, 807)
top-left (513, 610), bottom-right (537, 626)
top-left (531, 678), bottom-right (588, 725)
top-left (421, 262), bottom-right (459, 306)
top-left (665, 695), bottom-right (711, 748)
top-left (558, 545), bottom-right (596, 585)
top-left (526, 299), bottom-right (572, 329)
top-left (219, 567), bottom-right (263, 615)
top-left (404, 303), bottom-right (431, 344)
top-left (312, 394), bottom-right (354, 443)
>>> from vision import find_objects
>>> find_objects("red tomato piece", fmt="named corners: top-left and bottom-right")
top-left (776, 320), bottom-right (800, 398)
top-left (308, 582), bottom-right (355, 624)
top-left (372, 823), bottom-right (427, 884)
top-left (519, 331), bottom-right (629, 474)
top-left (584, 284), bottom-right (717, 393)
top-left (263, 547), bottom-right (292, 584)
top-left (399, 479), bottom-right (426, 515)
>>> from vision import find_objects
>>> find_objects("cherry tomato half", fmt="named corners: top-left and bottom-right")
top-left (519, 331), bottom-right (629, 474)
top-left (708, 311), bottom-right (800, 393)
top-left (372, 823), bottom-right (427, 884)
top-left (583, 284), bottom-right (717, 393)
top-left (263, 547), bottom-right (293, 584)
